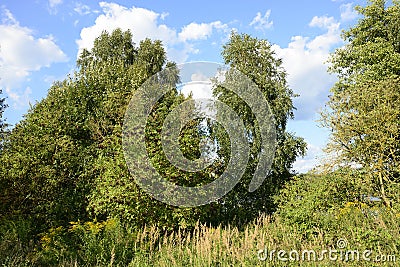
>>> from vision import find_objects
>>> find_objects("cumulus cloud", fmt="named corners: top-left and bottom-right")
top-left (181, 82), bottom-right (216, 118)
top-left (0, 7), bottom-right (68, 107)
top-left (340, 3), bottom-right (358, 22)
top-left (76, 2), bottom-right (227, 63)
top-left (249, 10), bottom-right (273, 31)
top-left (179, 21), bottom-right (227, 42)
top-left (272, 15), bottom-right (341, 120)
top-left (309, 15), bottom-right (336, 28)
top-left (275, 15), bottom-right (343, 171)
top-left (1, 7), bottom-right (16, 24)
top-left (293, 143), bottom-right (323, 173)
top-left (181, 72), bottom-right (213, 99)
top-left (308, 15), bottom-right (341, 51)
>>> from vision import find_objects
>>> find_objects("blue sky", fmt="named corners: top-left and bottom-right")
top-left (0, 0), bottom-right (366, 172)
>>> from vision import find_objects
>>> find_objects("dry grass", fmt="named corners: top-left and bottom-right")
top-left (1, 206), bottom-right (399, 266)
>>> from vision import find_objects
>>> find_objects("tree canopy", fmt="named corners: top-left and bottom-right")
top-left (0, 28), bottom-right (305, 230)
top-left (0, 89), bottom-right (7, 152)
top-left (211, 33), bottom-right (306, 219)
top-left (322, 0), bottom-right (400, 206)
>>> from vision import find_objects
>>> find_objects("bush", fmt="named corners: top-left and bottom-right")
top-left (274, 169), bottom-right (367, 233)
top-left (0, 217), bottom-right (36, 266)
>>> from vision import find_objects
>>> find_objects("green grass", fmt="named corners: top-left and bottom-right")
top-left (1, 204), bottom-right (399, 266)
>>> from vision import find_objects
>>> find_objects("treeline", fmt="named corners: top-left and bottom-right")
top-left (0, 27), bottom-right (305, 231)
top-left (0, 0), bottom-right (399, 266)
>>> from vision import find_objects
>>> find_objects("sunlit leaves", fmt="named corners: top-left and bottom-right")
top-left (322, 0), bottom-right (400, 206)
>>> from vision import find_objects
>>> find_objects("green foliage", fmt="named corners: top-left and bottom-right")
top-left (329, 0), bottom-right (400, 83)
top-left (322, 0), bottom-right (400, 206)
top-left (1, 4), bottom-right (400, 263)
top-left (0, 218), bottom-right (35, 266)
top-left (1, 208), bottom-right (399, 266)
top-left (0, 88), bottom-right (8, 151)
top-left (0, 29), bottom-right (172, 229)
top-left (36, 219), bottom-right (137, 266)
top-left (321, 78), bottom-right (400, 204)
top-left (0, 29), bottom-right (306, 230)
top-left (210, 32), bottom-right (306, 221)
top-left (274, 169), bottom-right (400, 262)
top-left (275, 169), bottom-right (369, 233)
top-left (0, 79), bottom-right (95, 226)
top-left (0, 89), bottom-right (9, 218)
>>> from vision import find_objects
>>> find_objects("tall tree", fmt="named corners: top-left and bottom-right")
top-left (210, 32), bottom-right (306, 220)
top-left (0, 29), bottom-right (213, 230)
top-left (0, 88), bottom-right (7, 151)
top-left (0, 29), bottom-right (307, 230)
top-left (0, 29), bottom-right (174, 228)
top-left (321, 0), bottom-right (400, 206)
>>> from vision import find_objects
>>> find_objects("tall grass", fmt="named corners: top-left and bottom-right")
top-left (1, 204), bottom-right (399, 266)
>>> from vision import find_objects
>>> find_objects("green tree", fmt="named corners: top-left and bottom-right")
top-left (0, 88), bottom-right (7, 151)
top-left (0, 29), bottom-right (173, 228)
top-left (0, 89), bottom-right (8, 215)
top-left (0, 29), bottom-right (307, 230)
top-left (209, 32), bottom-right (306, 221)
top-left (275, 169), bottom-right (367, 233)
top-left (321, 0), bottom-right (400, 206)
top-left (81, 32), bottom-right (214, 230)
top-left (0, 29), bottom-right (212, 230)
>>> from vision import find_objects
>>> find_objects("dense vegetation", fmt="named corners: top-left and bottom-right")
top-left (0, 89), bottom-right (7, 152)
top-left (0, 0), bottom-right (399, 266)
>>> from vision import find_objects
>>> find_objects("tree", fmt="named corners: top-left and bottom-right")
top-left (0, 29), bottom-right (307, 230)
top-left (275, 169), bottom-right (366, 233)
top-left (0, 29), bottom-right (213, 230)
top-left (327, 0), bottom-right (400, 85)
top-left (0, 88), bottom-right (7, 151)
top-left (77, 31), bottom-right (307, 227)
top-left (321, 0), bottom-right (400, 206)
top-left (0, 89), bottom-right (8, 215)
top-left (208, 32), bottom-right (306, 221)
top-left (0, 29), bottom-right (174, 228)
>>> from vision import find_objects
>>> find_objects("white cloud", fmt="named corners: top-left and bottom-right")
top-left (47, 0), bottom-right (63, 14)
top-left (272, 15), bottom-right (341, 120)
top-left (76, 2), bottom-right (178, 59)
top-left (308, 16), bottom-right (341, 51)
top-left (250, 10), bottom-right (273, 31)
top-left (160, 12), bottom-right (169, 20)
top-left (309, 15), bottom-right (336, 28)
top-left (181, 73), bottom-right (213, 99)
top-left (5, 87), bottom-right (32, 109)
top-left (74, 3), bottom-right (92, 15)
top-left (181, 82), bottom-right (216, 118)
top-left (293, 144), bottom-right (323, 173)
top-left (0, 8), bottom-right (68, 107)
top-left (340, 3), bottom-right (358, 22)
top-left (275, 15), bottom-right (343, 171)
top-left (179, 21), bottom-right (227, 42)
top-left (1, 7), bottom-right (17, 24)
top-left (181, 82), bottom-right (214, 102)
top-left (49, 0), bottom-right (62, 8)
top-left (76, 2), bottom-right (227, 63)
